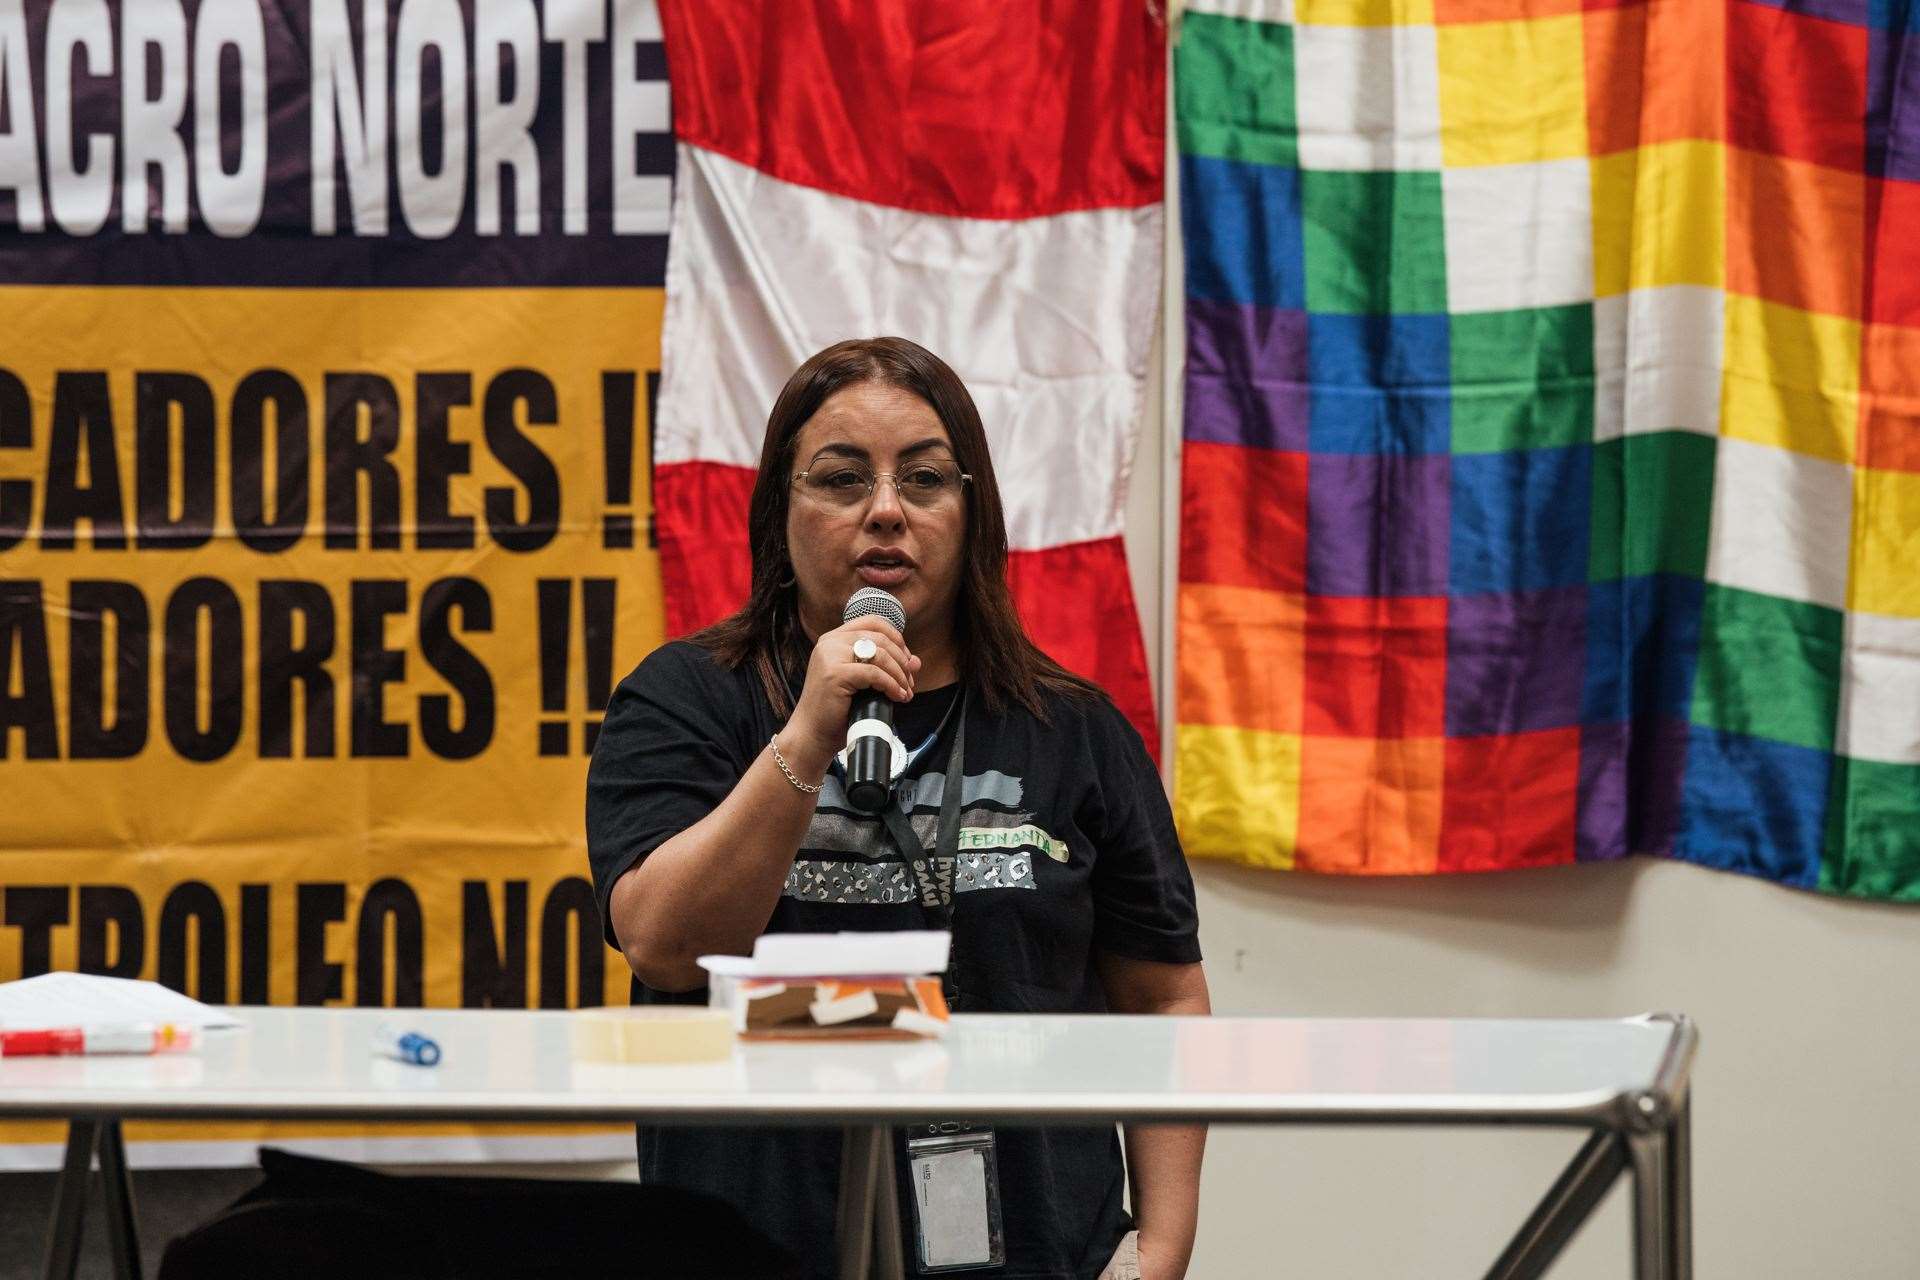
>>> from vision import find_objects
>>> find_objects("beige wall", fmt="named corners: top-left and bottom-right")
top-left (1133, 198), bottom-right (1920, 1279)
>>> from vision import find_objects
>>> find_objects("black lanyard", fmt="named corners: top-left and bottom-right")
top-left (877, 687), bottom-right (968, 931)
top-left (777, 653), bottom-right (969, 993)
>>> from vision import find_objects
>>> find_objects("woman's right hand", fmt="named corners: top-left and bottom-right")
top-left (778, 618), bottom-right (921, 777)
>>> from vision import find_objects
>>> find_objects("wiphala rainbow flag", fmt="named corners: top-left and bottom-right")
top-left (1173, 0), bottom-right (1920, 899)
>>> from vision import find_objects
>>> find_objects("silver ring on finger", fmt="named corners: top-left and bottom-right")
top-left (851, 636), bottom-right (878, 663)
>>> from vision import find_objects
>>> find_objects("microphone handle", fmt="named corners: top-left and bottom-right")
top-left (845, 692), bottom-right (895, 813)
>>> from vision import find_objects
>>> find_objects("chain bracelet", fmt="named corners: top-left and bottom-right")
top-left (768, 735), bottom-right (823, 794)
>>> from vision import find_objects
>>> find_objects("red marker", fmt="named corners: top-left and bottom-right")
top-left (0, 1022), bottom-right (200, 1057)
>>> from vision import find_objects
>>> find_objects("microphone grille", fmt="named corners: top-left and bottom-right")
top-left (843, 587), bottom-right (906, 634)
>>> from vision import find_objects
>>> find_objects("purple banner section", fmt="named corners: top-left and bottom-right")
top-left (1304, 452), bottom-right (1449, 598)
top-left (1869, 22), bottom-right (1920, 179)
top-left (0, 228), bottom-right (669, 288)
top-left (1183, 298), bottom-right (1308, 452)
top-left (0, 1), bottom-right (671, 287)
top-left (1577, 716), bottom-right (1691, 862)
top-left (1444, 586), bottom-right (1587, 737)
top-left (1743, 0), bottom-right (1883, 28)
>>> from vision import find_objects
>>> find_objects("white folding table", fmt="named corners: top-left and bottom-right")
top-left (0, 1008), bottom-right (1695, 1280)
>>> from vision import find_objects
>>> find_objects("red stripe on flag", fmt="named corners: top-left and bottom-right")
top-left (659, 0), bottom-right (1165, 219)
top-left (658, 463), bottom-right (1159, 758)
top-left (1008, 538), bottom-right (1159, 762)
top-left (655, 460), bottom-right (754, 638)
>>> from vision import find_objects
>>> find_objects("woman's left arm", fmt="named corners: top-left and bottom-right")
top-left (1095, 952), bottom-right (1212, 1280)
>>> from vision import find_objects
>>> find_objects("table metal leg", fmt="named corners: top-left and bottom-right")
top-left (1628, 1129), bottom-right (1672, 1280)
top-left (870, 1136), bottom-right (905, 1280)
top-left (42, 1119), bottom-right (97, 1280)
top-left (96, 1120), bottom-right (142, 1280)
top-left (1667, 1097), bottom-right (1692, 1280)
top-left (836, 1125), bottom-right (888, 1280)
top-left (1483, 1128), bottom-right (1628, 1280)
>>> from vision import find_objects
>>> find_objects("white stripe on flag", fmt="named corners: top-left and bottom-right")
top-left (1180, 0), bottom-right (1297, 22)
top-left (657, 144), bottom-right (1162, 551)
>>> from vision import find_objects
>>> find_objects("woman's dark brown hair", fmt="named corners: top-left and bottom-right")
top-left (689, 336), bottom-right (1100, 720)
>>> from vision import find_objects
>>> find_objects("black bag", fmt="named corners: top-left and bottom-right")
top-left (157, 1147), bottom-right (808, 1279)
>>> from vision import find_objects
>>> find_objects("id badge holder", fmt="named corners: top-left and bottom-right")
top-left (905, 1124), bottom-right (1005, 1273)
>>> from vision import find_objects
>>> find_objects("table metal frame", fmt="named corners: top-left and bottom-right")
top-left (18, 1012), bottom-right (1695, 1280)
top-left (830, 1013), bottom-right (1695, 1280)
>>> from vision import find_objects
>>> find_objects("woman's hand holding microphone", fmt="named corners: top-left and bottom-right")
top-left (772, 618), bottom-right (920, 786)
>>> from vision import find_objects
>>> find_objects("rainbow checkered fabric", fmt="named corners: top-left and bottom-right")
top-left (1173, 0), bottom-right (1920, 899)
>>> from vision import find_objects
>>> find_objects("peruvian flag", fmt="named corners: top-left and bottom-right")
top-left (652, 1), bottom-right (1166, 748)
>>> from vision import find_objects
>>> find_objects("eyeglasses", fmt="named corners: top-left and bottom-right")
top-left (791, 459), bottom-right (972, 510)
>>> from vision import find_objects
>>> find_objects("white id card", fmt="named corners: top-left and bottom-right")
top-left (906, 1127), bottom-right (1005, 1272)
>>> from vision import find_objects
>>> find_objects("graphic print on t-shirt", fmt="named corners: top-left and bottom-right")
top-left (783, 768), bottom-right (1071, 906)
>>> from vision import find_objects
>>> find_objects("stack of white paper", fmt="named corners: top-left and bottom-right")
top-left (0, 973), bottom-right (242, 1030)
top-left (698, 930), bottom-right (951, 979)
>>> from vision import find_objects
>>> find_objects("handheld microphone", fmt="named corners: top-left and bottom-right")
top-left (841, 587), bottom-right (908, 813)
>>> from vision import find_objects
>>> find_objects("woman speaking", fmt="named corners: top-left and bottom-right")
top-left (587, 337), bottom-right (1209, 1279)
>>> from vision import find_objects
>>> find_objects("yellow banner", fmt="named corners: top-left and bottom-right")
top-left (0, 0), bottom-right (679, 1164)
top-left (1, 287), bottom-right (665, 1155)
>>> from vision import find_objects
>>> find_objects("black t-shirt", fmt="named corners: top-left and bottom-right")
top-left (585, 640), bottom-right (1202, 1280)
